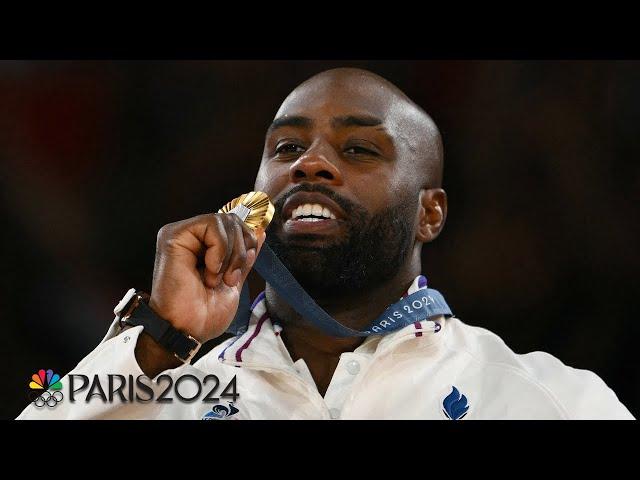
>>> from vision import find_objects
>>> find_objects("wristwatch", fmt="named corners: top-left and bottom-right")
top-left (114, 289), bottom-right (202, 364)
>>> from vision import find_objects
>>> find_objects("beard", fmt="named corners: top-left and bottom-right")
top-left (265, 185), bottom-right (417, 299)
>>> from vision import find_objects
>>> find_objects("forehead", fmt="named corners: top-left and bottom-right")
top-left (274, 75), bottom-right (400, 124)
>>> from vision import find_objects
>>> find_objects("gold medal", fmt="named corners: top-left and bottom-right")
top-left (218, 191), bottom-right (275, 230)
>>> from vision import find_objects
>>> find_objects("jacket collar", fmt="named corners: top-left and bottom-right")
top-left (218, 275), bottom-right (446, 372)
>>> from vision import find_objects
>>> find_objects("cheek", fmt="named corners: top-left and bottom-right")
top-left (347, 167), bottom-right (402, 212)
top-left (254, 164), bottom-right (289, 199)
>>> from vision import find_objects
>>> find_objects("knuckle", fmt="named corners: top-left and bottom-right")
top-left (235, 251), bottom-right (247, 264)
top-left (162, 237), bottom-right (182, 251)
top-left (156, 224), bottom-right (174, 245)
top-left (210, 215), bottom-right (227, 237)
top-left (232, 218), bottom-right (245, 236)
top-left (212, 213), bottom-right (226, 227)
top-left (217, 213), bottom-right (234, 232)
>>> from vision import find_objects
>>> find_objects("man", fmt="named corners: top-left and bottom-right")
top-left (17, 68), bottom-right (633, 419)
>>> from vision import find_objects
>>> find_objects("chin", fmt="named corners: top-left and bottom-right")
top-left (284, 256), bottom-right (329, 278)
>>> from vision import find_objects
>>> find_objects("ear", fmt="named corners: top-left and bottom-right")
top-left (416, 188), bottom-right (447, 243)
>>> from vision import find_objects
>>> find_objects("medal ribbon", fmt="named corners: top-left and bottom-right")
top-left (226, 242), bottom-right (453, 337)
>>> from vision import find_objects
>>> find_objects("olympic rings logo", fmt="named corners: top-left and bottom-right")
top-left (30, 390), bottom-right (64, 408)
top-left (29, 369), bottom-right (64, 409)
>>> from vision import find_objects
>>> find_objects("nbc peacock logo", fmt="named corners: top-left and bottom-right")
top-left (29, 369), bottom-right (64, 408)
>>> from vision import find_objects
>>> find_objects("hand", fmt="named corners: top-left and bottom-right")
top-left (148, 213), bottom-right (266, 343)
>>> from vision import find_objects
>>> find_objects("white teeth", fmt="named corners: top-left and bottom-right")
top-left (290, 203), bottom-right (338, 220)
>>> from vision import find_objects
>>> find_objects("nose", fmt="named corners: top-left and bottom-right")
top-left (289, 143), bottom-right (343, 185)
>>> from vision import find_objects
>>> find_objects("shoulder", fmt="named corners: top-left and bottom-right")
top-left (442, 318), bottom-right (634, 419)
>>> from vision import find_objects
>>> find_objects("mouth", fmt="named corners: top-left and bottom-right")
top-left (281, 191), bottom-right (347, 236)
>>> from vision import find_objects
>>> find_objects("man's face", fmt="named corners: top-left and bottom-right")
top-left (254, 76), bottom-right (420, 298)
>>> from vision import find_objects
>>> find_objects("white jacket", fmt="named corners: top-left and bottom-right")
top-left (17, 276), bottom-right (634, 420)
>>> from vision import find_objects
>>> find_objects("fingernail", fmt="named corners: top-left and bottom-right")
top-left (214, 261), bottom-right (223, 274)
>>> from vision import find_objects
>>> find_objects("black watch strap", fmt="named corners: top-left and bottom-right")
top-left (120, 293), bottom-right (201, 363)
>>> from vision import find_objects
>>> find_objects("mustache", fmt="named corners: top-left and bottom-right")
top-left (272, 183), bottom-right (359, 218)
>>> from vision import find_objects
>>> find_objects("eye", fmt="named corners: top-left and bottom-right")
top-left (275, 143), bottom-right (306, 155)
top-left (344, 145), bottom-right (378, 156)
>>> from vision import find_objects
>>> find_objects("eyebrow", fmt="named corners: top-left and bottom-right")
top-left (331, 115), bottom-right (383, 128)
top-left (268, 114), bottom-right (384, 133)
top-left (268, 116), bottom-right (313, 132)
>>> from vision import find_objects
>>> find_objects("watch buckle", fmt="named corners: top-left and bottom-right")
top-left (120, 293), bottom-right (146, 324)
top-left (174, 335), bottom-right (202, 364)
top-left (119, 292), bottom-right (150, 326)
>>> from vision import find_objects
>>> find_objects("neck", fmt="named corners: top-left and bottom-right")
top-left (263, 254), bottom-right (421, 394)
